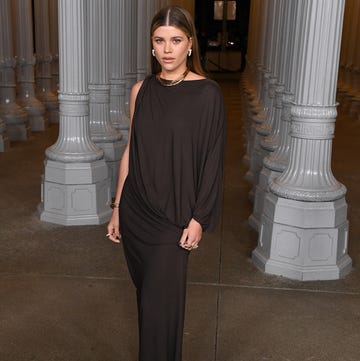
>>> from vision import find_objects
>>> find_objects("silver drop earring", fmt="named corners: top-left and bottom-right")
top-left (152, 49), bottom-right (155, 57)
top-left (188, 49), bottom-right (192, 57)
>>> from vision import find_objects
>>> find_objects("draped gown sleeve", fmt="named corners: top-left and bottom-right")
top-left (192, 85), bottom-right (225, 231)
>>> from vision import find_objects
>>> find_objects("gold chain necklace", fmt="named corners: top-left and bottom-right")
top-left (156, 68), bottom-right (190, 87)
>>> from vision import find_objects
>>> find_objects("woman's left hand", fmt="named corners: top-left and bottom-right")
top-left (179, 218), bottom-right (202, 251)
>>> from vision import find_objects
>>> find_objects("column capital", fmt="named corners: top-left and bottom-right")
top-left (0, 57), bottom-right (16, 68)
top-left (17, 55), bottom-right (36, 66)
top-left (35, 54), bottom-right (53, 64)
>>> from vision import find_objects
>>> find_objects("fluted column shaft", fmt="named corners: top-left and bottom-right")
top-left (261, 0), bottom-right (286, 152)
top-left (345, 0), bottom-right (359, 69)
top-left (137, 0), bottom-right (149, 81)
top-left (249, 0), bottom-right (295, 231)
top-left (147, 0), bottom-right (157, 75)
top-left (88, 0), bottom-right (120, 142)
top-left (271, 0), bottom-right (346, 202)
top-left (0, 115), bottom-right (9, 152)
top-left (88, 0), bottom-right (123, 196)
top-left (338, 0), bottom-right (360, 118)
top-left (264, 0), bottom-right (300, 173)
top-left (245, 0), bottom-right (257, 74)
top-left (247, 0), bottom-right (276, 202)
top-left (33, 0), bottom-right (59, 123)
top-left (49, 0), bottom-right (59, 94)
top-left (256, 0), bottom-right (279, 136)
top-left (354, 3), bottom-right (360, 71)
top-left (109, 0), bottom-right (129, 140)
top-left (124, 1), bottom-right (138, 117)
top-left (340, 0), bottom-right (358, 69)
top-left (243, 0), bottom-right (261, 97)
top-left (0, 0), bottom-right (29, 141)
top-left (12, 0), bottom-right (47, 132)
top-left (254, 0), bottom-right (269, 101)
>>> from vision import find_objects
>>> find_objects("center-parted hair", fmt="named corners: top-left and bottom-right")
top-left (150, 6), bottom-right (206, 76)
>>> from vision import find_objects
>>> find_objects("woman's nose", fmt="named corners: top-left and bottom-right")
top-left (164, 42), bottom-right (172, 53)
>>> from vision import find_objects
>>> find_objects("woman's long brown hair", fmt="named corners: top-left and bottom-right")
top-left (150, 6), bottom-right (206, 76)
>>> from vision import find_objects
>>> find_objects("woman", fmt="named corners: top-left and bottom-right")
top-left (107, 6), bottom-right (225, 361)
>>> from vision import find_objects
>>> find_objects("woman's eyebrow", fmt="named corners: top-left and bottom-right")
top-left (152, 35), bottom-right (185, 39)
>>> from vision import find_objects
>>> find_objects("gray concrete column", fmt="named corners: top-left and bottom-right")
top-left (0, 116), bottom-right (10, 152)
top-left (343, 0), bottom-right (360, 117)
top-left (244, 0), bottom-right (260, 89)
top-left (137, 0), bottom-right (149, 81)
top-left (146, 1), bottom-right (157, 75)
top-left (263, 0), bottom-right (301, 181)
top-left (0, 0), bottom-right (29, 141)
top-left (12, 0), bottom-right (47, 132)
top-left (337, 0), bottom-right (352, 101)
top-left (260, 0), bottom-right (286, 154)
top-left (34, 0), bottom-right (59, 124)
top-left (124, 0), bottom-right (138, 118)
top-left (254, 0), bottom-right (270, 105)
top-left (253, 0), bottom-right (352, 281)
top-left (247, 0), bottom-right (276, 202)
top-left (256, 0), bottom-right (279, 137)
top-left (109, 0), bottom-right (129, 143)
top-left (243, 0), bottom-right (269, 188)
top-left (350, 2), bottom-right (360, 119)
top-left (154, 0), bottom-right (163, 11)
top-left (249, 0), bottom-right (294, 231)
top-left (240, 0), bottom-right (262, 171)
top-left (87, 0), bottom-right (124, 197)
top-left (40, 0), bottom-right (112, 226)
top-left (49, 0), bottom-right (59, 95)
top-left (338, 0), bottom-right (359, 109)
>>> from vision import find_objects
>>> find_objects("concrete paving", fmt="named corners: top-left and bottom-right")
top-left (0, 77), bottom-right (359, 361)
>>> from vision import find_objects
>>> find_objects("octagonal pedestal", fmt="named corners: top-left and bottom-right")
top-left (252, 192), bottom-right (352, 281)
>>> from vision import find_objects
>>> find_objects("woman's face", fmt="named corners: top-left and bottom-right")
top-left (152, 25), bottom-right (192, 75)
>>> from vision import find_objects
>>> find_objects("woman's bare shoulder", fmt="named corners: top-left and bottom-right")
top-left (186, 71), bottom-right (207, 80)
top-left (131, 80), bottom-right (144, 97)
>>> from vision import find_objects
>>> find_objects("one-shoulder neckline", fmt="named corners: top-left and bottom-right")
top-left (152, 75), bottom-right (209, 88)
top-left (183, 78), bottom-right (208, 83)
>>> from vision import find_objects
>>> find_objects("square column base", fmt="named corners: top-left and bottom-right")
top-left (252, 193), bottom-right (352, 281)
top-left (7, 123), bottom-right (31, 141)
top-left (0, 134), bottom-right (10, 152)
top-left (49, 110), bottom-right (59, 124)
top-left (40, 159), bottom-right (112, 225)
top-left (29, 115), bottom-right (49, 132)
top-left (97, 140), bottom-right (127, 197)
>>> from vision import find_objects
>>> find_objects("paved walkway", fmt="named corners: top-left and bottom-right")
top-left (0, 77), bottom-right (359, 361)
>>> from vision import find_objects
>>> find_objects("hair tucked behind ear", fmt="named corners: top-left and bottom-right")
top-left (150, 6), bottom-right (206, 76)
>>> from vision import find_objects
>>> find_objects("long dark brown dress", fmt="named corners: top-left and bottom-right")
top-left (119, 75), bottom-right (225, 361)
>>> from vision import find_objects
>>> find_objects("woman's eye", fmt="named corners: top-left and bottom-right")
top-left (173, 38), bottom-right (181, 44)
top-left (155, 38), bottom-right (163, 44)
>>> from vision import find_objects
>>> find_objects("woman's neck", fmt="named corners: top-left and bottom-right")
top-left (160, 67), bottom-right (188, 80)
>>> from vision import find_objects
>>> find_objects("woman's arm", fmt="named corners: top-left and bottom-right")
top-left (107, 80), bottom-right (143, 243)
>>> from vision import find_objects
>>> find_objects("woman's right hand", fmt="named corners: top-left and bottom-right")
top-left (107, 209), bottom-right (121, 243)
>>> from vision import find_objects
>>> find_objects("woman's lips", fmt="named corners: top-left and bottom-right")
top-left (162, 57), bottom-right (175, 62)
